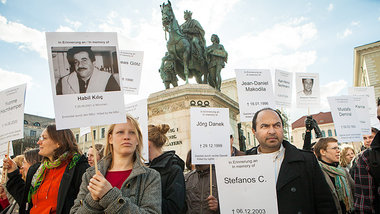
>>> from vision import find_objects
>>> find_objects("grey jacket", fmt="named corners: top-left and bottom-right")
top-left (70, 155), bottom-right (162, 214)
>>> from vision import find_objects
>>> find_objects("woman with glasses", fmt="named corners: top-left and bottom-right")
top-left (70, 115), bottom-right (161, 214)
top-left (3, 124), bottom-right (89, 214)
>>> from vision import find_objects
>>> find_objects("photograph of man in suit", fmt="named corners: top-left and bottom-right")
top-left (56, 47), bottom-right (120, 95)
top-left (301, 78), bottom-right (314, 96)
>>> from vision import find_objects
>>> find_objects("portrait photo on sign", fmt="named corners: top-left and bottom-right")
top-left (300, 78), bottom-right (314, 96)
top-left (51, 46), bottom-right (121, 95)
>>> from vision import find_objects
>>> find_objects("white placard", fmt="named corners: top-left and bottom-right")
top-left (352, 96), bottom-right (371, 136)
top-left (235, 69), bottom-right (275, 122)
top-left (80, 127), bottom-right (91, 137)
top-left (296, 73), bottom-right (320, 108)
top-left (328, 96), bottom-right (363, 142)
top-left (119, 50), bottom-right (144, 95)
top-left (274, 69), bottom-right (293, 108)
top-left (348, 87), bottom-right (377, 126)
top-left (46, 32), bottom-right (126, 130)
top-left (0, 84), bottom-right (26, 143)
top-left (191, 108), bottom-right (230, 164)
top-left (0, 141), bottom-right (14, 167)
top-left (125, 99), bottom-right (148, 162)
top-left (215, 155), bottom-right (278, 214)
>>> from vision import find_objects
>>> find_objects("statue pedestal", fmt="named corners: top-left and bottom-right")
top-left (148, 84), bottom-right (239, 162)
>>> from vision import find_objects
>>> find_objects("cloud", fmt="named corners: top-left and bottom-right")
top-left (0, 68), bottom-right (34, 91)
top-left (320, 79), bottom-right (348, 110)
top-left (351, 21), bottom-right (360, 26)
top-left (0, 14), bottom-right (46, 59)
top-left (226, 17), bottom-right (318, 75)
top-left (327, 3), bottom-right (334, 12)
top-left (337, 28), bottom-right (352, 39)
top-left (1, 0), bottom-right (6, 4)
top-left (378, 16), bottom-right (380, 22)
top-left (56, 26), bottom-right (75, 32)
top-left (64, 18), bottom-right (82, 29)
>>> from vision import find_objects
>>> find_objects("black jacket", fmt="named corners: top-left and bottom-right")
top-left (149, 151), bottom-right (186, 214)
top-left (246, 141), bottom-right (338, 214)
top-left (6, 155), bottom-right (89, 214)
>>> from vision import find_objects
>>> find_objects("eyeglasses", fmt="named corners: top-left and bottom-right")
top-left (327, 147), bottom-right (340, 151)
top-left (38, 136), bottom-right (47, 141)
top-left (74, 58), bottom-right (90, 66)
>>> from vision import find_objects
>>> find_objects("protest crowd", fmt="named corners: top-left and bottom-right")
top-left (0, 97), bottom-right (377, 214)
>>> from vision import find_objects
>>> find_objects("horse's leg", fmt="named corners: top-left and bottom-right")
top-left (183, 46), bottom-right (190, 84)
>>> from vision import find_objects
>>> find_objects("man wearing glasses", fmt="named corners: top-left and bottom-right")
top-left (56, 47), bottom-right (120, 95)
top-left (314, 138), bottom-right (354, 214)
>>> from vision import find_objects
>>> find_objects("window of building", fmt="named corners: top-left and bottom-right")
top-left (101, 128), bottom-right (105, 138)
top-left (30, 130), bottom-right (36, 137)
top-left (322, 130), bottom-right (326, 137)
top-left (76, 134), bottom-right (79, 143)
top-left (302, 133), bottom-right (305, 140)
top-left (334, 129), bottom-right (337, 136)
top-left (328, 129), bottom-right (332, 137)
top-left (24, 120), bottom-right (28, 125)
top-left (85, 134), bottom-right (88, 142)
top-left (93, 130), bottom-right (96, 140)
top-left (33, 122), bottom-right (40, 127)
top-left (248, 132), bottom-right (251, 145)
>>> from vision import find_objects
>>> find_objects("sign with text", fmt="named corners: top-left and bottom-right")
top-left (215, 155), bottom-right (278, 214)
top-left (0, 84), bottom-right (26, 143)
top-left (352, 96), bottom-right (371, 136)
top-left (328, 96), bottom-right (362, 142)
top-left (119, 50), bottom-right (144, 95)
top-left (46, 32), bottom-right (126, 130)
top-left (274, 69), bottom-right (293, 108)
top-left (296, 73), bottom-right (320, 108)
top-left (348, 87), bottom-right (377, 126)
top-left (125, 99), bottom-right (148, 162)
top-left (0, 141), bottom-right (14, 166)
top-left (191, 108), bottom-right (230, 164)
top-left (235, 69), bottom-right (275, 122)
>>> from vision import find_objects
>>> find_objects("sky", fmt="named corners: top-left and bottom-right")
top-left (1, 0), bottom-right (380, 124)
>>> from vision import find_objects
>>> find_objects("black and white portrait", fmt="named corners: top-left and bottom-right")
top-left (52, 46), bottom-right (121, 95)
top-left (301, 78), bottom-right (314, 96)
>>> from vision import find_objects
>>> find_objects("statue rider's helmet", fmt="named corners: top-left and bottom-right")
top-left (184, 10), bottom-right (192, 20)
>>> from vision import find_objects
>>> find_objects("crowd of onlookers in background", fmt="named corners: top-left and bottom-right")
top-left (0, 98), bottom-right (378, 214)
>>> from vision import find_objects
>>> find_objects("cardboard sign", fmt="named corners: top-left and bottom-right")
top-left (0, 141), bottom-right (14, 166)
top-left (215, 155), bottom-right (278, 214)
top-left (46, 32), bottom-right (126, 130)
top-left (119, 50), bottom-right (144, 95)
top-left (0, 84), bottom-right (26, 143)
top-left (274, 69), bottom-right (293, 108)
top-left (328, 96), bottom-right (363, 142)
top-left (348, 87), bottom-right (377, 126)
top-left (296, 73), bottom-right (320, 108)
top-left (235, 69), bottom-right (275, 122)
top-left (125, 99), bottom-right (149, 162)
top-left (352, 96), bottom-right (371, 136)
top-left (191, 108), bottom-right (230, 164)
top-left (80, 127), bottom-right (91, 137)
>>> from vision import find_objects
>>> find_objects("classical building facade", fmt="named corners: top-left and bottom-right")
top-left (353, 41), bottom-right (380, 98)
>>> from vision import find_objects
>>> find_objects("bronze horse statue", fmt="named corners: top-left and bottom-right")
top-left (160, 1), bottom-right (207, 84)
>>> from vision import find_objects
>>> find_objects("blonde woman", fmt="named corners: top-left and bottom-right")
top-left (340, 147), bottom-right (355, 171)
top-left (71, 115), bottom-right (161, 214)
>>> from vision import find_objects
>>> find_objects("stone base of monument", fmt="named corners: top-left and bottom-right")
top-left (148, 84), bottom-right (239, 163)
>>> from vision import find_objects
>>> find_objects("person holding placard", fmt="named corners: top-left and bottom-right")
top-left (70, 115), bottom-right (161, 214)
top-left (148, 124), bottom-right (186, 214)
top-left (185, 164), bottom-right (219, 214)
top-left (361, 127), bottom-right (378, 151)
top-left (56, 47), bottom-right (120, 95)
top-left (352, 99), bottom-right (380, 214)
top-left (245, 108), bottom-right (337, 214)
top-left (314, 138), bottom-right (354, 214)
top-left (3, 125), bottom-right (89, 214)
top-left (230, 135), bottom-right (244, 156)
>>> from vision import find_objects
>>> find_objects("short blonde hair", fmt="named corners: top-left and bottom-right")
top-left (104, 115), bottom-right (144, 163)
top-left (340, 147), bottom-right (355, 167)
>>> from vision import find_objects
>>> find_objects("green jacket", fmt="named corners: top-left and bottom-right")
top-left (70, 155), bottom-right (161, 214)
